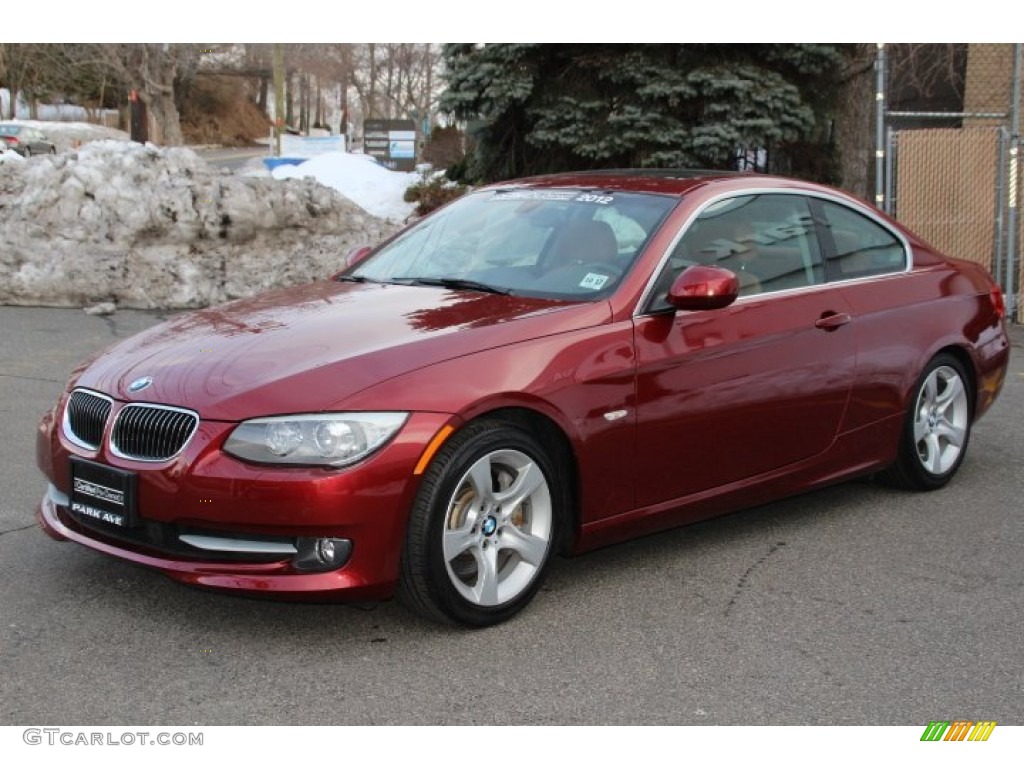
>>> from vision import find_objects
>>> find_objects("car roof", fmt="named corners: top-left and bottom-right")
top-left (485, 168), bottom-right (764, 197)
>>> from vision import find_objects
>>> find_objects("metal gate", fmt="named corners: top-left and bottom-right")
top-left (886, 126), bottom-right (1008, 274)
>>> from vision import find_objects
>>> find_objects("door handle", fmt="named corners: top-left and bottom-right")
top-left (815, 312), bottom-right (851, 331)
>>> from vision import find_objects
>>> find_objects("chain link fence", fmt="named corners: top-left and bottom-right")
top-left (877, 43), bottom-right (1022, 322)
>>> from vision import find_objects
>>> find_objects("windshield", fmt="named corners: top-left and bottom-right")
top-left (350, 188), bottom-right (677, 300)
top-left (0, 125), bottom-right (22, 136)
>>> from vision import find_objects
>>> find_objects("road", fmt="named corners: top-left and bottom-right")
top-left (1, 305), bottom-right (1022, 725)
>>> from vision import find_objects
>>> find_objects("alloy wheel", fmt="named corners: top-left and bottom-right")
top-left (442, 449), bottom-right (552, 607)
top-left (913, 365), bottom-right (969, 475)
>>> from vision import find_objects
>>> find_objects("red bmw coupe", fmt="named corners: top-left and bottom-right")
top-left (36, 171), bottom-right (1010, 626)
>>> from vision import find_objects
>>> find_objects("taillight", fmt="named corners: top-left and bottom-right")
top-left (989, 285), bottom-right (1005, 319)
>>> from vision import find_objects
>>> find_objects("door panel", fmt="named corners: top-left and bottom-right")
top-left (633, 286), bottom-right (856, 508)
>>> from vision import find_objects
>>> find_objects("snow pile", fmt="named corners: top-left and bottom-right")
top-left (0, 149), bottom-right (26, 164)
top-left (0, 141), bottom-right (399, 309)
top-left (3, 119), bottom-right (129, 152)
top-left (271, 152), bottom-right (417, 221)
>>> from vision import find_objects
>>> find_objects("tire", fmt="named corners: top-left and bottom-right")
top-left (881, 353), bottom-right (972, 490)
top-left (398, 418), bottom-right (564, 626)
top-left (49, 146), bottom-right (56, 155)
top-left (24, 147), bottom-right (31, 158)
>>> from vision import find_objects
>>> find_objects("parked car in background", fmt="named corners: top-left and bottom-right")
top-left (0, 123), bottom-right (57, 156)
top-left (35, 170), bottom-right (1011, 626)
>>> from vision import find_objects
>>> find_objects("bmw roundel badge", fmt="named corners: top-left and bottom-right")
top-left (128, 376), bottom-right (153, 393)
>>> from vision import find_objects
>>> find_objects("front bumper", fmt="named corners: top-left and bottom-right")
top-left (36, 403), bottom-right (455, 601)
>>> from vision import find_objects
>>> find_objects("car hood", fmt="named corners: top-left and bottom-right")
top-left (72, 280), bottom-right (611, 421)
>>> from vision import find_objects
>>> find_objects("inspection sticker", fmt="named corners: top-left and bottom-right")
top-left (580, 273), bottom-right (610, 290)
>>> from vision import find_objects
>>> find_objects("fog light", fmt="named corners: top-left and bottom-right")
top-left (292, 537), bottom-right (352, 572)
top-left (317, 538), bottom-right (335, 561)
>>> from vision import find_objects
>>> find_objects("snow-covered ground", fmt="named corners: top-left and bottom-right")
top-left (1, 118), bottom-right (129, 152)
top-left (270, 152), bottom-right (418, 221)
top-left (0, 141), bottom-right (400, 309)
top-left (1, 88), bottom-right (120, 124)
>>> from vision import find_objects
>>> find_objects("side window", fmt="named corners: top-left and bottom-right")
top-left (647, 194), bottom-right (823, 310)
top-left (818, 201), bottom-right (907, 279)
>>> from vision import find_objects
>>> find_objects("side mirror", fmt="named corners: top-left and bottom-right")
top-left (331, 246), bottom-right (373, 280)
top-left (666, 265), bottom-right (739, 311)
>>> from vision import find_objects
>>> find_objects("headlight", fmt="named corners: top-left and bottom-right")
top-left (223, 412), bottom-right (408, 467)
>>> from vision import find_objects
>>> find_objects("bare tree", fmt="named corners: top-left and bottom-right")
top-left (832, 44), bottom-right (969, 201)
top-left (2, 42), bottom-right (440, 147)
top-left (349, 43), bottom-right (440, 139)
top-left (887, 43), bottom-right (968, 111)
top-left (5, 43), bottom-right (205, 144)
top-left (0, 43), bottom-right (43, 119)
top-left (115, 44), bottom-right (199, 145)
top-left (834, 44), bottom-right (877, 200)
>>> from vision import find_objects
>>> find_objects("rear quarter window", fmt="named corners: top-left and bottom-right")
top-left (819, 201), bottom-right (907, 279)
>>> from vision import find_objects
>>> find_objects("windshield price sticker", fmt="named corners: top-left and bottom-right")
top-left (492, 190), bottom-right (579, 202)
top-left (492, 190), bottom-right (615, 204)
top-left (573, 193), bottom-right (614, 205)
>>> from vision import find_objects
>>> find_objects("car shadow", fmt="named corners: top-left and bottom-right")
top-left (46, 472), bottom-right (890, 643)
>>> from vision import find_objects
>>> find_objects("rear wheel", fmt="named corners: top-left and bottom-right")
top-left (399, 419), bottom-right (564, 626)
top-left (882, 353), bottom-right (972, 490)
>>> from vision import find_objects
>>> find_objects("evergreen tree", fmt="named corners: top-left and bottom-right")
top-left (441, 44), bottom-right (843, 183)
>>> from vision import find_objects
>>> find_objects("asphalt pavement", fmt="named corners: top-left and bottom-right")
top-left (1, 305), bottom-right (1022, 725)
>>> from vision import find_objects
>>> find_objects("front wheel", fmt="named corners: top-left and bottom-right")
top-left (882, 353), bottom-right (972, 490)
top-left (399, 419), bottom-right (564, 626)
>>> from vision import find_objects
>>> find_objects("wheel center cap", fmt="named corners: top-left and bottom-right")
top-left (482, 516), bottom-right (497, 536)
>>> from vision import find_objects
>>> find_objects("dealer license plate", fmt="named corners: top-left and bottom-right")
top-left (69, 457), bottom-right (137, 528)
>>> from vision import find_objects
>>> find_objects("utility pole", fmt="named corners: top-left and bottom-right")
top-left (1007, 43), bottom-right (1021, 321)
top-left (273, 44), bottom-right (285, 157)
top-left (874, 44), bottom-right (887, 211)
